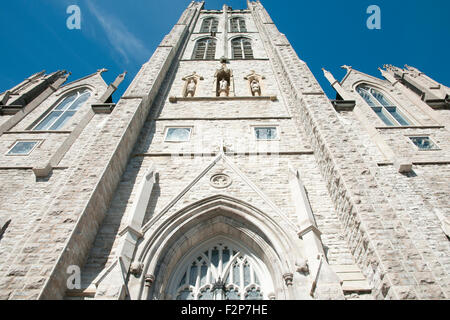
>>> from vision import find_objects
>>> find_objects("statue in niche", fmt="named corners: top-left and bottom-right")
top-left (182, 72), bottom-right (203, 98)
top-left (215, 58), bottom-right (233, 97)
top-left (219, 78), bottom-right (229, 97)
top-left (251, 79), bottom-right (261, 96)
top-left (186, 79), bottom-right (197, 97)
top-left (244, 70), bottom-right (266, 97)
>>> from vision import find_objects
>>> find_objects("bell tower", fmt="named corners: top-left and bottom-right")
top-left (1, 0), bottom-right (447, 302)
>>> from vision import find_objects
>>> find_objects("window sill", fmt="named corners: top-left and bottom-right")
top-left (375, 125), bottom-right (445, 130)
top-left (3, 130), bottom-right (72, 134)
top-left (0, 105), bottom-right (24, 115)
top-left (169, 95), bottom-right (277, 103)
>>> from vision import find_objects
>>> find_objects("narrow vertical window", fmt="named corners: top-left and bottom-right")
top-left (200, 17), bottom-right (219, 33)
top-left (33, 90), bottom-right (91, 131)
top-left (231, 38), bottom-right (253, 59)
top-left (356, 85), bottom-right (411, 126)
top-left (230, 17), bottom-right (247, 32)
top-left (193, 38), bottom-right (217, 60)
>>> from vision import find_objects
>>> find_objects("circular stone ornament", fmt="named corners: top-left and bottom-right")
top-left (210, 174), bottom-right (232, 189)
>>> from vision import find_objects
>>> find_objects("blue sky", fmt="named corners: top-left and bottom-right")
top-left (0, 0), bottom-right (449, 100)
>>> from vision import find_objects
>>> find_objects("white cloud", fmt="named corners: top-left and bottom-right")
top-left (85, 1), bottom-right (151, 65)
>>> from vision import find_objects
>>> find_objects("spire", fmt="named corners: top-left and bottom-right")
top-left (379, 67), bottom-right (398, 84)
top-left (322, 68), bottom-right (338, 85)
top-left (322, 68), bottom-right (353, 100)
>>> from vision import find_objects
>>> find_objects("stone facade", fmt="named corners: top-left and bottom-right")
top-left (0, 1), bottom-right (448, 300)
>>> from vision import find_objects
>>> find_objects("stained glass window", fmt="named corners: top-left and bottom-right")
top-left (172, 241), bottom-right (270, 300)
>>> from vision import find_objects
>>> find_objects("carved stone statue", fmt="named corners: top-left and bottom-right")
top-left (219, 78), bottom-right (229, 97)
top-left (186, 79), bottom-right (196, 97)
top-left (251, 79), bottom-right (261, 96)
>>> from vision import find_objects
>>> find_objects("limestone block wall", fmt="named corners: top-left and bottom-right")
top-left (333, 70), bottom-right (450, 298)
top-left (0, 1), bottom-right (205, 300)
top-left (378, 127), bottom-right (449, 162)
top-left (77, 3), bottom-right (362, 301)
top-left (0, 133), bottom-right (69, 167)
top-left (250, 0), bottom-right (448, 299)
top-left (373, 165), bottom-right (450, 298)
top-left (0, 74), bottom-right (109, 300)
top-left (0, 115), bottom-right (13, 127)
top-left (433, 110), bottom-right (450, 125)
top-left (0, 169), bottom-right (69, 299)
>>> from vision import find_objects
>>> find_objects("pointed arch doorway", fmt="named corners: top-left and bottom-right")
top-left (138, 196), bottom-right (302, 300)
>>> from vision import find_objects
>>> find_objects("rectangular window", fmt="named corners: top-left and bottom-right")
top-left (409, 137), bottom-right (439, 150)
top-left (7, 141), bottom-right (39, 155)
top-left (254, 127), bottom-right (278, 140)
top-left (165, 127), bottom-right (192, 142)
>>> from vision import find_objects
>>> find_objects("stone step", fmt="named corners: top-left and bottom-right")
top-left (331, 264), bottom-right (372, 294)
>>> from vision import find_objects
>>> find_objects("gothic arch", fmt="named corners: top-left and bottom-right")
top-left (191, 35), bottom-right (220, 43)
top-left (135, 195), bottom-right (303, 300)
top-left (55, 84), bottom-right (97, 98)
top-left (227, 34), bottom-right (256, 42)
top-left (352, 80), bottom-right (407, 107)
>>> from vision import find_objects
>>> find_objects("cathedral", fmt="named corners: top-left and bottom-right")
top-left (0, 1), bottom-right (449, 300)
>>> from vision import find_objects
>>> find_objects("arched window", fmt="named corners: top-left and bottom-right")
top-left (231, 37), bottom-right (253, 60)
top-left (171, 240), bottom-right (270, 300)
top-left (356, 85), bottom-right (410, 126)
top-left (192, 38), bottom-right (217, 60)
top-left (200, 17), bottom-right (219, 33)
top-left (33, 89), bottom-right (91, 131)
top-left (230, 17), bottom-right (247, 32)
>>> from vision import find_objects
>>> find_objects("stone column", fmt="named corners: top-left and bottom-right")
top-left (289, 168), bottom-right (343, 299)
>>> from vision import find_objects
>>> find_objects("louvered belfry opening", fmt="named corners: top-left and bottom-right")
top-left (230, 17), bottom-right (247, 32)
top-left (231, 38), bottom-right (253, 59)
top-left (200, 17), bottom-right (219, 33)
top-left (193, 38), bottom-right (217, 60)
